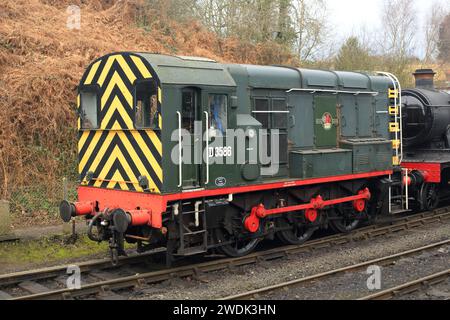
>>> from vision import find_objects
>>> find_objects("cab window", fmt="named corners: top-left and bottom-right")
top-left (135, 80), bottom-right (159, 129)
top-left (252, 97), bottom-right (288, 165)
top-left (80, 86), bottom-right (99, 129)
top-left (209, 94), bottom-right (227, 135)
top-left (182, 90), bottom-right (196, 132)
top-left (254, 98), bottom-right (269, 128)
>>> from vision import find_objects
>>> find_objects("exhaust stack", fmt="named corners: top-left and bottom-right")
top-left (413, 69), bottom-right (436, 90)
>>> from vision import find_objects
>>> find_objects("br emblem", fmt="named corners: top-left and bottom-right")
top-left (322, 112), bottom-right (333, 130)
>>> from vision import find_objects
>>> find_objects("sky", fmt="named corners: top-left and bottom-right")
top-left (326, 0), bottom-right (447, 58)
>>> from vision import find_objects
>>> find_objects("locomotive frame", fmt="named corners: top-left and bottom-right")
top-left (60, 52), bottom-right (432, 264)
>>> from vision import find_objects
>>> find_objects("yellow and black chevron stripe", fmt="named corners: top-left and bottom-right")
top-left (77, 53), bottom-right (163, 193)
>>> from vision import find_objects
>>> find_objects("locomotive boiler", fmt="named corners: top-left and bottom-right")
top-left (401, 69), bottom-right (450, 211)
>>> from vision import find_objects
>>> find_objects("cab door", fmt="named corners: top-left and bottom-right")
top-left (180, 88), bottom-right (201, 189)
top-left (201, 91), bottom-right (230, 188)
top-left (314, 95), bottom-right (338, 148)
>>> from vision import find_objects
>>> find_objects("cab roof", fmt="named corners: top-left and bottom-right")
top-left (135, 53), bottom-right (391, 92)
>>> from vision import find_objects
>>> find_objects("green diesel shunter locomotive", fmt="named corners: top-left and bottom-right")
top-left (60, 52), bottom-right (397, 263)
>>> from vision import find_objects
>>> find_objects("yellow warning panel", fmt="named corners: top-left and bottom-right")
top-left (389, 89), bottom-right (399, 99)
top-left (389, 123), bottom-right (400, 132)
top-left (392, 139), bottom-right (400, 149)
top-left (389, 106), bottom-right (398, 115)
top-left (392, 156), bottom-right (400, 166)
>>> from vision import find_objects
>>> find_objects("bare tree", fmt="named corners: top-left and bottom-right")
top-left (198, 0), bottom-right (330, 62)
top-left (438, 13), bottom-right (450, 61)
top-left (136, 0), bottom-right (200, 27)
top-left (424, 1), bottom-right (448, 62)
top-left (274, 0), bottom-right (298, 49)
top-left (291, 0), bottom-right (329, 62)
top-left (378, 0), bottom-right (418, 86)
top-left (199, 0), bottom-right (277, 42)
top-left (380, 0), bottom-right (417, 58)
top-left (199, 0), bottom-right (228, 37)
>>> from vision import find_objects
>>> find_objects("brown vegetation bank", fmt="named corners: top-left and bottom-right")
top-left (0, 0), bottom-right (294, 227)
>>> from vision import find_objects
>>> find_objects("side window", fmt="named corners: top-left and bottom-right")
top-left (209, 94), bottom-right (228, 135)
top-left (252, 97), bottom-right (288, 165)
top-left (272, 99), bottom-right (288, 129)
top-left (254, 98), bottom-right (269, 128)
top-left (272, 98), bottom-right (288, 164)
top-left (135, 80), bottom-right (159, 129)
top-left (80, 86), bottom-right (99, 129)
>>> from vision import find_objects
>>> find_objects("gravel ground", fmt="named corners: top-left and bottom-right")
top-left (261, 244), bottom-right (449, 300)
top-left (129, 222), bottom-right (450, 300)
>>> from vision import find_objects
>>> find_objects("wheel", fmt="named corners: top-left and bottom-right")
top-left (329, 195), bottom-right (362, 234)
top-left (276, 213), bottom-right (317, 245)
top-left (420, 183), bottom-right (439, 211)
top-left (214, 227), bottom-right (260, 257)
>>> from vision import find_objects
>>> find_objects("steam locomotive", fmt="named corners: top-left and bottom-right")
top-left (398, 69), bottom-right (450, 211)
top-left (59, 52), bottom-right (450, 264)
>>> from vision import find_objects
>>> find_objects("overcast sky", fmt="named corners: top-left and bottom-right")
top-left (326, 0), bottom-right (448, 58)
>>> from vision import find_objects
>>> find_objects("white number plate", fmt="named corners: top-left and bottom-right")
top-left (209, 146), bottom-right (232, 158)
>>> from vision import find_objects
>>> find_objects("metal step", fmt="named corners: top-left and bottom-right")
top-left (175, 246), bottom-right (207, 256)
top-left (390, 203), bottom-right (412, 214)
top-left (175, 198), bottom-right (209, 257)
top-left (390, 209), bottom-right (412, 215)
top-left (184, 230), bottom-right (207, 236)
top-left (182, 210), bottom-right (205, 215)
top-left (390, 182), bottom-right (403, 187)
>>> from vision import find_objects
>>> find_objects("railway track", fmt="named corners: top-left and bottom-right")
top-left (358, 269), bottom-right (450, 300)
top-left (221, 240), bottom-right (450, 300)
top-left (1, 207), bottom-right (449, 300)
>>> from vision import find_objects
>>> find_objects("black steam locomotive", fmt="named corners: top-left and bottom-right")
top-left (400, 69), bottom-right (450, 211)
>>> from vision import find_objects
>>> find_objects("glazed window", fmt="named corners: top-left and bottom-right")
top-left (253, 98), bottom-right (269, 128)
top-left (209, 94), bottom-right (228, 135)
top-left (80, 86), bottom-right (99, 129)
top-left (253, 98), bottom-right (287, 129)
top-left (272, 99), bottom-right (288, 129)
top-left (182, 90), bottom-right (196, 133)
top-left (252, 97), bottom-right (288, 166)
top-left (135, 80), bottom-right (159, 129)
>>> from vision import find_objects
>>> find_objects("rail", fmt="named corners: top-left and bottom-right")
top-left (221, 240), bottom-right (450, 300)
top-left (358, 269), bottom-right (450, 300)
top-left (1, 207), bottom-right (448, 300)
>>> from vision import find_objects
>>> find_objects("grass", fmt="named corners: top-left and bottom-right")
top-left (0, 234), bottom-right (110, 266)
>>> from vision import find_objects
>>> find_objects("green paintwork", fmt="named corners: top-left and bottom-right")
top-left (314, 96), bottom-right (338, 148)
top-left (139, 54), bottom-right (236, 87)
top-left (125, 53), bottom-right (394, 194)
top-left (289, 149), bottom-right (353, 179)
top-left (340, 139), bottom-right (392, 173)
top-left (334, 71), bottom-right (370, 89)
